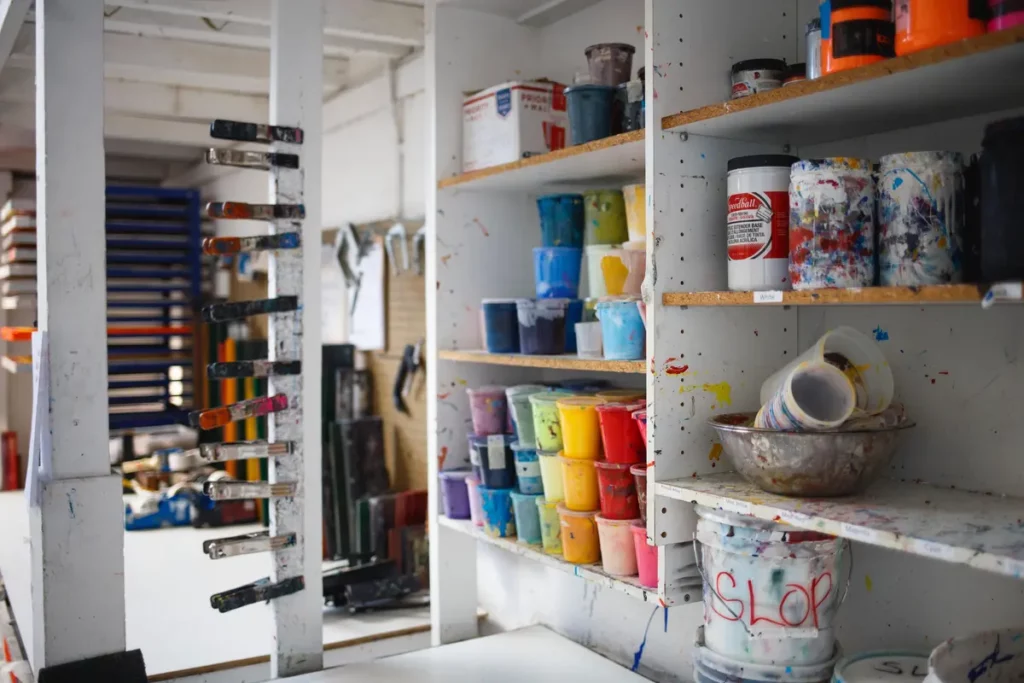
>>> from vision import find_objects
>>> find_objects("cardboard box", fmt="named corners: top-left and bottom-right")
top-left (462, 80), bottom-right (567, 173)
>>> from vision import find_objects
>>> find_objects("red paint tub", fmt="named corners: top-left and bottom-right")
top-left (595, 401), bottom-right (645, 464)
top-left (630, 463), bottom-right (649, 523)
top-left (632, 408), bottom-right (647, 443)
top-left (593, 460), bottom-right (640, 520)
top-left (631, 521), bottom-right (657, 588)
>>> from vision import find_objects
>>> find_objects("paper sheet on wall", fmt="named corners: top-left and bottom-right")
top-left (25, 331), bottom-right (50, 507)
top-left (348, 239), bottom-right (385, 351)
top-left (321, 244), bottom-right (348, 344)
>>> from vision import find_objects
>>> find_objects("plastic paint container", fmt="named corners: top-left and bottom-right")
top-left (989, 0), bottom-right (1024, 30)
top-left (832, 651), bottom-right (930, 683)
top-left (509, 491), bottom-right (543, 545)
top-left (583, 189), bottom-right (628, 245)
top-left (529, 391), bottom-right (576, 451)
top-left (439, 469), bottom-right (473, 519)
top-left (595, 389), bottom-right (645, 403)
top-left (761, 326), bottom-right (894, 415)
top-left (575, 321), bottom-right (603, 359)
top-left (466, 385), bottom-right (507, 436)
top-left (585, 245), bottom-right (616, 298)
top-left (696, 506), bottom-right (848, 665)
top-left (565, 84), bottom-right (617, 145)
top-left (557, 504), bottom-right (601, 564)
top-left (595, 515), bottom-right (641, 576)
top-left (727, 155), bottom-right (799, 291)
top-left (596, 298), bottom-right (645, 360)
top-left (468, 434), bottom-right (516, 489)
top-left (593, 460), bottom-right (641, 520)
top-left (755, 360), bottom-right (857, 431)
top-left (559, 378), bottom-right (609, 392)
top-left (896, 0), bottom-right (985, 56)
top-left (606, 248), bottom-right (644, 296)
top-left (616, 80), bottom-right (644, 132)
top-left (731, 58), bottom-right (787, 99)
top-left (694, 629), bottom-right (842, 683)
top-left (536, 497), bottom-right (563, 554)
top-left (631, 521), bottom-right (657, 588)
top-left (560, 455), bottom-right (600, 511)
top-left (506, 385), bottom-right (547, 446)
top-left (824, 0), bottom-right (894, 76)
top-left (556, 396), bottom-right (604, 460)
top-left (583, 297), bottom-right (599, 322)
top-left (599, 250), bottom-right (629, 296)
top-left (537, 450), bottom-right (565, 503)
top-left (631, 463), bottom-right (649, 522)
top-left (466, 475), bottom-right (484, 527)
top-left (480, 299), bottom-right (521, 353)
top-left (878, 151), bottom-right (965, 286)
top-left (512, 443), bottom-right (544, 495)
top-left (517, 298), bottom-right (569, 355)
top-left (633, 408), bottom-right (647, 443)
top-left (479, 485), bottom-right (516, 538)
top-left (595, 401), bottom-right (646, 464)
top-left (533, 247), bottom-right (582, 299)
top-left (622, 184), bottom-right (646, 242)
top-left (790, 158), bottom-right (877, 290)
top-left (584, 43), bottom-right (636, 86)
top-left (807, 18), bottom-right (823, 79)
top-left (979, 116), bottom-right (1024, 282)
top-left (564, 299), bottom-right (584, 353)
top-left (927, 629), bottom-right (1024, 683)
top-left (536, 194), bottom-right (585, 248)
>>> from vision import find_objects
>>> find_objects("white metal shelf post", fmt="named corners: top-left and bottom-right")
top-left (30, 0), bottom-right (128, 671)
top-left (267, 0), bottom-right (324, 677)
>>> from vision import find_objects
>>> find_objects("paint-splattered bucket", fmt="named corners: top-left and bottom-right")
top-left (529, 391), bottom-right (576, 451)
top-left (534, 247), bottom-right (583, 299)
top-left (596, 401), bottom-right (646, 464)
top-left (511, 443), bottom-right (544, 494)
top-left (630, 463), bottom-right (649, 522)
top-left (633, 408), bottom-right (647, 443)
top-left (506, 385), bottom-right (548, 446)
top-left (557, 504), bottom-right (600, 564)
top-left (696, 506), bottom-right (849, 666)
top-left (556, 396), bottom-right (604, 460)
top-left (560, 455), bottom-right (600, 512)
top-left (595, 514), bottom-right (641, 576)
top-left (479, 485), bottom-right (516, 538)
top-left (468, 434), bottom-right (516, 489)
top-left (565, 84), bottom-right (617, 145)
top-left (509, 491), bottom-right (543, 545)
top-left (694, 625), bottom-right (842, 683)
top-left (584, 189), bottom-right (629, 245)
top-left (597, 297), bottom-right (645, 360)
top-left (833, 651), bottom-right (929, 683)
top-left (466, 475), bottom-right (484, 527)
top-left (585, 245), bottom-right (616, 298)
top-left (631, 521), bottom-right (657, 588)
top-left (466, 385), bottom-right (508, 436)
top-left (538, 449), bottom-right (565, 503)
top-left (481, 299), bottom-right (521, 353)
top-left (536, 193), bottom-right (584, 248)
top-left (536, 496), bottom-right (563, 554)
top-left (593, 460), bottom-right (641, 520)
top-left (925, 629), bottom-right (1024, 683)
top-left (623, 183), bottom-right (646, 242)
top-left (517, 298), bottom-right (569, 355)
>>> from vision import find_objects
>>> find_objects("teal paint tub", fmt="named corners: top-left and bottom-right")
top-left (509, 491), bottom-right (543, 545)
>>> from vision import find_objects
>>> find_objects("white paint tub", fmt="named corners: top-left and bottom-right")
top-left (833, 651), bottom-right (930, 683)
top-left (925, 628), bottom-right (1024, 683)
top-left (693, 625), bottom-right (842, 683)
top-left (696, 506), bottom-right (849, 666)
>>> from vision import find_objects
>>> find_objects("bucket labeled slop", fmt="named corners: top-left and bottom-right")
top-left (755, 360), bottom-right (856, 431)
top-left (926, 629), bottom-right (1024, 683)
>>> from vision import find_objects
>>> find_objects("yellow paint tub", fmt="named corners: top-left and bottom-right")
top-left (557, 504), bottom-right (600, 564)
top-left (536, 496), bottom-right (563, 555)
top-left (623, 183), bottom-right (646, 242)
top-left (538, 449), bottom-right (565, 503)
top-left (529, 391), bottom-right (575, 452)
top-left (556, 396), bottom-right (604, 459)
top-left (600, 252), bottom-right (629, 296)
top-left (559, 454), bottom-right (599, 512)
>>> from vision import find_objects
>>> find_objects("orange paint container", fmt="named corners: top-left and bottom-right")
top-left (895, 0), bottom-right (985, 56)
top-left (824, 0), bottom-right (895, 75)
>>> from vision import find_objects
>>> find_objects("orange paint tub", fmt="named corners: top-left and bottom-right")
top-left (557, 504), bottom-right (600, 564)
top-left (824, 0), bottom-right (894, 75)
top-left (556, 396), bottom-right (604, 460)
top-left (895, 0), bottom-right (985, 56)
top-left (559, 455), bottom-right (600, 512)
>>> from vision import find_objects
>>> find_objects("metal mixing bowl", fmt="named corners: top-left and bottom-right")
top-left (708, 412), bottom-right (915, 497)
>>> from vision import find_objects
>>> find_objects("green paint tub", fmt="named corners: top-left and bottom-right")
top-left (529, 390), bottom-right (575, 451)
top-left (584, 189), bottom-right (628, 245)
top-left (536, 496), bottom-right (563, 555)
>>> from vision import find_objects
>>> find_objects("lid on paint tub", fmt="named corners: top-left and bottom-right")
top-left (728, 154), bottom-right (800, 172)
top-left (731, 58), bottom-right (787, 73)
top-left (481, 298), bottom-right (520, 305)
top-left (831, 0), bottom-right (891, 11)
top-left (555, 502), bottom-right (599, 518)
top-left (510, 442), bottom-right (539, 452)
top-left (832, 652), bottom-right (930, 683)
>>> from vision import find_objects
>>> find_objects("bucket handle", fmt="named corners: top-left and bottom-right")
top-left (692, 535), bottom-right (854, 636)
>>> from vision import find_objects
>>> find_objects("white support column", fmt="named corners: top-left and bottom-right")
top-left (267, 0), bottom-right (323, 677)
top-left (30, 0), bottom-right (126, 670)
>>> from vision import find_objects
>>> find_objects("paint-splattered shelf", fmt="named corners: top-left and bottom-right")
top-left (656, 473), bottom-right (1024, 580)
top-left (439, 349), bottom-right (645, 374)
top-left (436, 130), bottom-right (644, 192)
top-left (661, 25), bottom-right (1024, 145)
top-left (662, 284), bottom-right (989, 307)
top-left (438, 516), bottom-right (700, 604)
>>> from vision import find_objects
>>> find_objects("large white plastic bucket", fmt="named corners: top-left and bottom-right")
top-left (694, 625), bottom-right (841, 683)
top-left (833, 651), bottom-right (930, 683)
top-left (696, 506), bottom-right (849, 667)
top-left (924, 629), bottom-right (1024, 683)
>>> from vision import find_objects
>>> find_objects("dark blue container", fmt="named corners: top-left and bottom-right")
top-left (537, 194), bottom-right (584, 248)
top-left (559, 378), bottom-right (610, 392)
top-left (563, 299), bottom-right (584, 353)
top-left (481, 298), bottom-right (520, 353)
top-left (565, 85), bottom-right (617, 145)
top-left (468, 434), bottom-right (517, 489)
top-left (516, 299), bottom-right (568, 355)
top-left (533, 246), bottom-right (582, 299)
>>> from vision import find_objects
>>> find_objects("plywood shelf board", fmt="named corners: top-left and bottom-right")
top-left (438, 516), bottom-right (701, 604)
top-left (437, 130), bottom-right (644, 192)
top-left (662, 284), bottom-right (988, 307)
top-left (439, 349), bottom-right (645, 373)
top-left (661, 26), bottom-right (1024, 145)
top-left (656, 473), bottom-right (1024, 579)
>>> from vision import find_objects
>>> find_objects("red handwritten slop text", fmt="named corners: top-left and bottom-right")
top-left (711, 571), bottom-right (833, 628)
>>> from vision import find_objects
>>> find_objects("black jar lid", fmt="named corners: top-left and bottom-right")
top-left (728, 155), bottom-right (801, 172)
top-left (731, 58), bottom-right (788, 74)
top-left (831, 0), bottom-right (892, 11)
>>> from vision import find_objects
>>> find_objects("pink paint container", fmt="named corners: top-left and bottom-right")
top-left (467, 385), bottom-right (508, 436)
top-left (466, 475), bottom-right (484, 527)
top-left (631, 521), bottom-right (657, 588)
top-left (595, 514), bottom-right (640, 576)
top-left (990, 0), bottom-right (1024, 31)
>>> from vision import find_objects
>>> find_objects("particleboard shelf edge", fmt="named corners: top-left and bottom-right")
top-left (438, 349), bottom-right (646, 373)
top-left (661, 284), bottom-right (988, 307)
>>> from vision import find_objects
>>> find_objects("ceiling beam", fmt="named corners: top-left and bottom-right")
top-left (108, 0), bottom-right (423, 47)
top-left (0, 0), bottom-right (30, 72)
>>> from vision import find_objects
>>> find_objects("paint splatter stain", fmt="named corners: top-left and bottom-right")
top-left (456, 378), bottom-right (467, 386)
top-left (754, 330), bottom-right (759, 336)
top-left (632, 607), bottom-right (659, 672)
top-left (666, 364), bottom-right (689, 375)
top-left (438, 446), bottom-right (448, 469)
top-left (440, 254), bottom-right (452, 266)
top-left (931, 378), bottom-right (936, 384)
top-left (708, 443), bottom-right (723, 462)
top-left (437, 392), bottom-right (450, 400)
top-left (865, 574), bottom-right (873, 592)
top-left (892, 177), bottom-right (904, 190)
top-left (938, 371), bottom-right (949, 375)
top-left (472, 218), bottom-right (489, 237)
top-left (703, 382), bottom-right (732, 405)
top-left (873, 326), bottom-right (889, 341)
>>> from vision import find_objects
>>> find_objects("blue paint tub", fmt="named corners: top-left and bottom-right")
top-left (509, 491), bottom-right (543, 544)
top-left (565, 84), bottom-right (617, 146)
top-left (479, 486), bottom-right (516, 538)
top-left (516, 298), bottom-right (568, 355)
top-left (468, 434), bottom-right (516, 489)
top-left (534, 246), bottom-right (582, 299)
top-left (596, 297), bottom-right (645, 360)
top-left (537, 194), bottom-right (584, 247)
top-left (481, 298), bottom-right (520, 353)
top-left (563, 299), bottom-right (584, 353)
top-left (511, 443), bottom-right (543, 494)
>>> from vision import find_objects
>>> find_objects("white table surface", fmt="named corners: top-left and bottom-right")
top-left (283, 626), bottom-right (648, 683)
top-left (0, 490), bottom-right (431, 677)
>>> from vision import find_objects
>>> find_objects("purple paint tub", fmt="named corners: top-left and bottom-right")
top-left (467, 385), bottom-right (508, 436)
top-left (439, 469), bottom-right (473, 519)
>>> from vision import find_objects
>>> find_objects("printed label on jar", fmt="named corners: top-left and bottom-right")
top-left (727, 191), bottom-right (789, 261)
top-left (730, 71), bottom-right (782, 99)
top-left (487, 435), bottom-right (506, 471)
